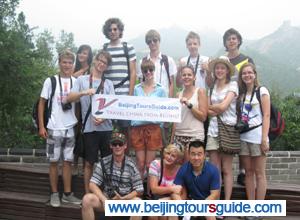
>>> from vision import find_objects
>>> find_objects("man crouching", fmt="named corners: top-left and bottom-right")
top-left (82, 131), bottom-right (144, 220)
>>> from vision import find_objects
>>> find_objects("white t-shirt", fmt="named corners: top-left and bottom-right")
top-left (138, 53), bottom-right (177, 96)
top-left (180, 55), bottom-right (209, 89)
top-left (208, 81), bottom-right (238, 137)
top-left (240, 87), bottom-right (270, 144)
top-left (40, 75), bottom-right (77, 133)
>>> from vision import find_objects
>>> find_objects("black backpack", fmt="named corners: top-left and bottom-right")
top-left (256, 86), bottom-right (285, 141)
top-left (103, 42), bottom-right (130, 89)
top-left (142, 54), bottom-right (171, 85)
top-left (32, 76), bottom-right (56, 130)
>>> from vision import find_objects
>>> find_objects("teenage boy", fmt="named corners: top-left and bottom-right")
top-left (38, 49), bottom-right (81, 207)
top-left (176, 31), bottom-right (210, 89)
top-left (138, 29), bottom-right (177, 98)
top-left (223, 28), bottom-right (254, 185)
top-left (81, 131), bottom-right (143, 220)
top-left (102, 17), bottom-right (136, 133)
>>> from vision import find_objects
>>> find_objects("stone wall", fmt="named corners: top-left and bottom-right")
top-left (0, 148), bottom-right (299, 184)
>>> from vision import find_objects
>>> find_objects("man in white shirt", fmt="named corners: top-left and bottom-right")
top-left (38, 49), bottom-right (80, 207)
top-left (176, 31), bottom-right (209, 89)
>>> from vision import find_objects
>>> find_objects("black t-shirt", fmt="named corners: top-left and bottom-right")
top-left (230, 53), bottom-right (254, 72)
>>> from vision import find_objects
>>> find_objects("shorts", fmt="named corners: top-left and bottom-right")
top-left (130, 124), bottom-right (163, 151)
top-left (46, 129), bottom-right (75, 162)
top-left (173, 135), bottom-right (196, 152)
top-left (206, 136), bottom-right (219, 151)
top-left (240, 141), bottom-right (264, 157)
top-left (83, 131), bottom-right (112, 163)
top-left (114, 120), bottom-right (131, 131)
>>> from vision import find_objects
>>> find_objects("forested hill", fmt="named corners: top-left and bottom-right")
top-left (130, 21), bottom-right (300, 96)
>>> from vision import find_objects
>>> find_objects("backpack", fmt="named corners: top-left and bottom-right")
top-left (103, 42), bottom-right (130, 89)
top-left (256, 86), bottom-right (285, 141)
top-left (32, 76), bottom-right (56, 130)
top-left (142, 54), bottom-right (171, 85)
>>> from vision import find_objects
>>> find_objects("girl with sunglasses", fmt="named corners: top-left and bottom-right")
top-left (238, 63), bottom-right (270, 211)
top-left (130, 59), bottom-right (167, 181)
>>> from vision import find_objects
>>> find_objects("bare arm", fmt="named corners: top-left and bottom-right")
top-left (89, 182), bottom-right (108, 204)
top-left (261, 94), bottom-right (271, 153)
top-left (175, 59), bottom-right (184, 88)
top-left (67, 89), bottom-right (95, 103)
top-left (209, 91), bottom-right (236, 114)
top-left (38, 97), bottom-right (48, 139)
top-left (169, 75), bottom-right (175, 98)
top-left (206, 189), bottom-right (220, 200)
top-left (129, 60), bottom-right (137, 96)
top-left (149, 176), bottom-right (182, 195)
top-left (73, 66), bottom-right (89, 78)
top-left (171, 185), bottom-right (187, 200)
top-left (181, 89), bottom-right (208, 122)
top-left (113, 190), bottom-right (140, 200)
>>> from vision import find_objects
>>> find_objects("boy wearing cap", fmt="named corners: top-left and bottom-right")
top-left (81, 131), bottom-right (143, 220)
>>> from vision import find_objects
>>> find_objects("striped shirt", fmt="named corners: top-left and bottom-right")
top-left (104, 42), bottom-right (136, 95)
top-left (90, 155), bottom-right (144, 196)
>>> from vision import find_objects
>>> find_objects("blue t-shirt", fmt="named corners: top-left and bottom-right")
top-left (174, 161), bottom-right (220, 200)
top-left (131, 83), bottom-right (167, 126)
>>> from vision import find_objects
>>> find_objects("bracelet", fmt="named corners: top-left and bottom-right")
top-left (187, 103), bottom-right (193, 109)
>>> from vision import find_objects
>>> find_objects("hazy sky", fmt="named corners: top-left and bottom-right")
top-left (18, 0), bottom-right (300, 49)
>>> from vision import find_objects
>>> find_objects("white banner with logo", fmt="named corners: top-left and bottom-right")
top-left (91, 94), bottom-right (181, 123)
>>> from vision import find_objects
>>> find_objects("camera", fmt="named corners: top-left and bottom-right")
top-left (235, 120), bottom-right (249, 133)
top-left (61, 102), bottom-right (72, 111)
top-left (106, 186), bottom-right (117, 198)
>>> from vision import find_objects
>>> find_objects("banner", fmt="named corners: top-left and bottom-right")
top-left (91, 94), bottom-right (181, 123)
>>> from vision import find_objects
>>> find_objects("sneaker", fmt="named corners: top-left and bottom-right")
top-left (62, 192), bottom-right (81, 205)
top-left (50, 192), bottom-right (61, 207)
top-left (237, 172), bottom-right (245, 186)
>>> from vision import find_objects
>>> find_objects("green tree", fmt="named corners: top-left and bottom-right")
top-left (271, 94), bottom-right (300, 150)
top-left (55, 30), bottom-right (77, 55)
top-left (0, 0), bottom-right (56, 147)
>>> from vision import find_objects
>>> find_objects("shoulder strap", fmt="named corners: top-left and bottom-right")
top-left (100, 158), bottom-right (110, 185)
top-left (48, 76), bottom-right (57, 118)
top-left (161, 54), bottom-right (171, 85)
top-left (81, 77), bottom-right (106, 132)
top-left (111, 42), bottom-right (131, 89)
top-left (103, 43), bottom-right (109, 51)
top-left (122, 42), bottom-right (130, 75)
top-left (256, 86), bottom-right (263, 115)
top-left (158, 157), bottom-right (163, 186)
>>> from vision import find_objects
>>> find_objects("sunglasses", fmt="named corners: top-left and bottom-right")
top-left (109, 27), bottom-right (118, 32)
top-left (112, 142), bottom-right (124, 147)
top-left (142, 68), bottom-right (154, 74)
top-left (146, 38), bottom-right (158, 45)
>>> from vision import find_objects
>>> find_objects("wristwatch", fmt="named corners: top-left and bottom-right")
top-left (187, 103), bottom-right (193, 109)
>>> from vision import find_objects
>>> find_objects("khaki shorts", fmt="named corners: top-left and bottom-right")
top-left (206, 136), bottom-right (219, 151)
top-left (130, 124), bottom-right (163, 151)
top-left (239, 141), bottom-right (264, 157)
top-left (46, 129), bottom-right (75, 162)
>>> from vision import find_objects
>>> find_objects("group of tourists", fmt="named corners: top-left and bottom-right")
top-left (37, 17), bottom-right (271, 220)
